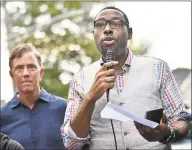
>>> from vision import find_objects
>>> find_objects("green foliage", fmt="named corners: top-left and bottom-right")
top-left (63, 1), bottom-right (82, 9)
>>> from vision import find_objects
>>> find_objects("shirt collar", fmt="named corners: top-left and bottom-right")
top-left (10, 88), bottom-right (50, 109)
top-left (99, 48), bottom-right (133, 68)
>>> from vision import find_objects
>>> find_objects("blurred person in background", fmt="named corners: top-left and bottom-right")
top-left (1, 132), bottom-right (25, 150)
top-left (0, 44), bottom-right (67, 150)
top-left (61, 7), bottom-right (189, 149)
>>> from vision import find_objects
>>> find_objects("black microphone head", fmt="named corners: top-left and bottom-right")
top-left (105, 49), bottom-right (116, 70)
top-left (105, 49), bottom-right (116, 63)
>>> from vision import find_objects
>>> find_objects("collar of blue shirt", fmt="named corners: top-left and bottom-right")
top-left (9, 88), bottom-right (50, 109)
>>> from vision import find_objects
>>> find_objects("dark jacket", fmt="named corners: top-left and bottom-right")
top-left (0, 133), bottom-right (24, 150)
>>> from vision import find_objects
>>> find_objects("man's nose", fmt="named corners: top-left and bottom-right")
top-left (23, 68), bottom-right (30, 77)
top-left (104, 23), bottom-right (113, 35)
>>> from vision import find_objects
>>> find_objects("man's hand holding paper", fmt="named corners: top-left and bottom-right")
top-left (101, 102), bottom-right (170, 142)
top-left (134, 113), bottom-right (170, 142)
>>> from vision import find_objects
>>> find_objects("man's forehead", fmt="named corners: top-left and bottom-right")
top-left (13, 52), bottom-right (32, 61)
top-left (95, 9), bottom-right (124, 21)
top-left (12, 53), bottom-right (38, 65)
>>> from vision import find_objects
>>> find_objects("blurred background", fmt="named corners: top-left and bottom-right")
top-left (1, 1), bottom-right (191, 113)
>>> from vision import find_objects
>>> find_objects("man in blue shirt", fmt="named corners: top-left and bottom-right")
top-left (0, 44), bottom-right (67, 149)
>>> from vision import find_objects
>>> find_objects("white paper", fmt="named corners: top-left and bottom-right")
top-left (101, 102), bottom-right (159, 129)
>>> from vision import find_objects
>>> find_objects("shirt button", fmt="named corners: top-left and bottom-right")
top-left (32, 111), bottom-right (35, 114)
top-left (124, 132), bottom-right (128, 136)
top-left (32, 128), bottom-right (36, 131)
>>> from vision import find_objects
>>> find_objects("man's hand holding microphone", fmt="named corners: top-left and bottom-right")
top-left (70, 60), bottom-right (118, 138)
top-left (85, 61), bottom-right (118, 102)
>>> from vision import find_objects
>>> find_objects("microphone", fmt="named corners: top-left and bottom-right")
top-left (105, 49), bottom-right (116, 101)
top-left (106, 49), bottom-right (116, 69)
top-left (105, 49), bottom-right (118, 150)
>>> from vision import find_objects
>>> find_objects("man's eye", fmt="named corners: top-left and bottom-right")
top-left (111, 21), bottom-right (121, 27)
top-left (15, 66), bottom-right (23, 71)
top-left (28, 65), bottom-right (36, 70)
top-left (95, 22), bottom-right (105, 28)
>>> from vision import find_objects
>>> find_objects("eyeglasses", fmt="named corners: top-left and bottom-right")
top-left (94, 19), bottom-right (129, 29)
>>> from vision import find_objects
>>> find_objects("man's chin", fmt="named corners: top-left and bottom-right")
top-left (22, 88), bottom-right (34, 93)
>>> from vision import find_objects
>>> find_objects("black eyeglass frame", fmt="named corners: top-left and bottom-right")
top-left (94, 19), bottom-right (129, 29)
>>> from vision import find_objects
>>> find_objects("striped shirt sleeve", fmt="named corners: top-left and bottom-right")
top-left (61, 71), bottom-right (90, 149)
top-left (159, 60), bottom-right (187, 125)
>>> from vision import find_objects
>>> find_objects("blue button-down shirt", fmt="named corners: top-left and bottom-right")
top-left (0, 88), bottom-right (67, 150)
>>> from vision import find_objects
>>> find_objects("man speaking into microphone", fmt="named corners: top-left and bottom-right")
top-left (61, 7), bottom-right (189, 149)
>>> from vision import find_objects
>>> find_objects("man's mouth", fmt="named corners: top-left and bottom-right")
top-left (103, 40), bottom-right (115, 45)
top-left (101, 36), bottom-right (116, 47)
top-left (22, 81), bottom-right (32, 84)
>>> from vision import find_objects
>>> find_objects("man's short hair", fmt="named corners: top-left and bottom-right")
top-left (9, 44), bottom-right (42, 69)
top-left (95, 6), bottom-right (130, 27)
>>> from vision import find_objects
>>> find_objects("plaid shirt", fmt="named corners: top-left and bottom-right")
top-left (61, 49), bottom-right (187, 149)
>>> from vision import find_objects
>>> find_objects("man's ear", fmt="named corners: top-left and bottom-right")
top-left (128, 27), bottom-right (132, 40)
top-left (39, 67), bottom-right (44, 81)
top-left (9, 70), bottom-right (13, 79)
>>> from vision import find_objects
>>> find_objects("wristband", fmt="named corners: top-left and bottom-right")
top-left (160, 125), bottom-right (175, 144)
